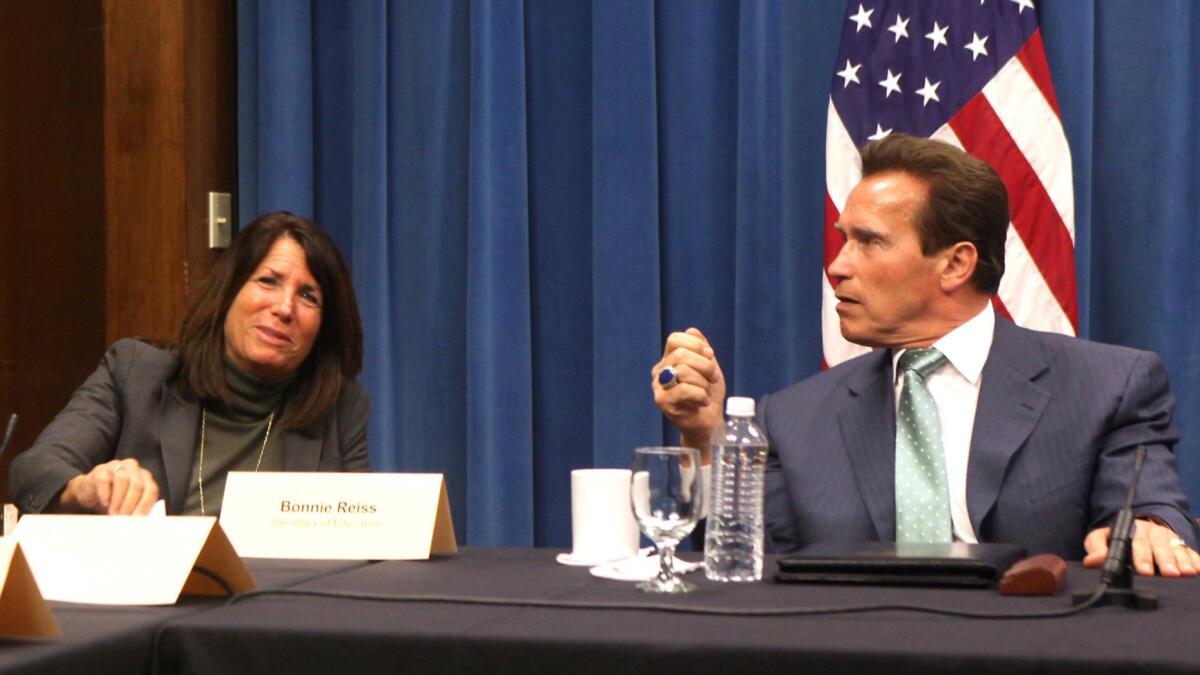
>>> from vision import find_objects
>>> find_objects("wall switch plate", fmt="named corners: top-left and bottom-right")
top-left (208, 192), bottom-right (232, 249)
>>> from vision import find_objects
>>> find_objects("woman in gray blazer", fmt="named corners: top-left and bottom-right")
top-left (9, 212), bottom-right (370, 516)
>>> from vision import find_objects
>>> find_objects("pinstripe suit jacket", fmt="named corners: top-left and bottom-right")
top-left (760, 318), bottom-right (1196, 558)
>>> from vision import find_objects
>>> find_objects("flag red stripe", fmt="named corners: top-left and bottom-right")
top-left (949, 97), bottom-right (1079, 328)
top-left (823, 191), bottom-right (842, 269)
top-left (1015, 30), bottom-right (1061, 117)
top-left (991, 295), bottom-right (1014, 323)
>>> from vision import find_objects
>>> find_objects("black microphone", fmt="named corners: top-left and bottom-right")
top-left (1072, 444), bottom-right (1158, 610)
top-left (1100, 445), bottom-right (1145, 585)
top-left (0, 413), bottom-right (16, 461)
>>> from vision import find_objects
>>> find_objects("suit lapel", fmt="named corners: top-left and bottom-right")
top-left (966, 319), bottom-right (1051, 535)
top-left (838, 350), bottom-right (897, 541)
top-left (159, 384), bottom-right (200, 514)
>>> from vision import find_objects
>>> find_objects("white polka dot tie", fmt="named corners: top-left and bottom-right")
top-left (895, 347), bottom-right (952, 543)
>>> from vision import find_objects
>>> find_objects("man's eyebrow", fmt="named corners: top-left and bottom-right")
top-left (836, 223), bottom-right (886, 239)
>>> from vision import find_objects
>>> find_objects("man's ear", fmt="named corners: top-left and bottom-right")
top-left (940, 242), bottom-right (979, 292)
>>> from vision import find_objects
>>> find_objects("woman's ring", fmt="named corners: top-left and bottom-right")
top-left (1169, 537), bottom-right (1187, 548)
top-left (658, 366), bottom-right (680, 390)
top-left (111, 463), bottom-right (124, 474)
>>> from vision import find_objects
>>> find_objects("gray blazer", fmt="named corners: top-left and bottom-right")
top-left (761, 318), bottom-right (1196, 557)
top-left (9, 339), bottom-right (371, 514)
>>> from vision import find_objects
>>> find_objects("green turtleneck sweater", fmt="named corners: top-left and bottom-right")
top-left (182, 358), bottom-right (296, 516)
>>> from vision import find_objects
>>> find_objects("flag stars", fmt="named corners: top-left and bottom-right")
top-left (925, 21), bottom-right (949, 50)
top-left (849, 3), bottom-right (874, 32)
top-left (1011, 0), bottom-right (1035, 13)
top-left (965, 32), bottom-right (989, 62)
top-left (878, 68), bottom-right (902, 98)
top-left (868, 123), bottom-right (892, 141)
top-left (887, 14), bottom-right (910, 43)
top-left (837, 60), bottom-right (862, 88)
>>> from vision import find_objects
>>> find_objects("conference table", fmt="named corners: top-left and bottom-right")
top-left (0, 559), bottom-right (369, 675)
top-left (5, 548), bottom-right (1200, 673)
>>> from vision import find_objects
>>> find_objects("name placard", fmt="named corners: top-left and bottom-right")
top-left (220, 472), bottom-right (457, 560)
top-left (14, 515), bottom-right (255, 606)
top-left (0, 537), bottom-right (58, 637)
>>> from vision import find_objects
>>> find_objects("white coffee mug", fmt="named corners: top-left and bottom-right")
top-left (569, 468), bottom-right (640, 564)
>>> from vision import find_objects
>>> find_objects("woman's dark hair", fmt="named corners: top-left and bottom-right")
top-left (177, 211), bottom-right (363, 430)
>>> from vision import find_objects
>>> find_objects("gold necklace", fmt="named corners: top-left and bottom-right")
top-left (198, 407), bottom-right (275, 516)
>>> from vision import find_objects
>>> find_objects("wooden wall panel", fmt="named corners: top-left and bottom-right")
top-left (183, 0), bottom-right (237, 299)
top-left (0, 0), bottom-right (234, 501)
top-left (0, 1), bottom-right (107, 499)
top-left (104, 1), bottom-right (189, 344)
top-left (104, 0), bottom-right (233, 345)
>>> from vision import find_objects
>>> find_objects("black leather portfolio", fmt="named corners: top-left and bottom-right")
top-left (775, 542), bottom-right (1026, 588)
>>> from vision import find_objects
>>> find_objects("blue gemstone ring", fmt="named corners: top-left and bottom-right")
top-left (658, 365), bottom-right (680, 389)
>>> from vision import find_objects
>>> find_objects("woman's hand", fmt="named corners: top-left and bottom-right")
top-left (58, 459), bottom-right (160, 515)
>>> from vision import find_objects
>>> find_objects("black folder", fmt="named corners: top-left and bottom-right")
top-left (775, 542), bottom-right (1025, 588)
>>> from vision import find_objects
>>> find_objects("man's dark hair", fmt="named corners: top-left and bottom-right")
top-left (177, 211), bottom-right (363, 430)
top-left (859, 134), bottom-right (1008, 294)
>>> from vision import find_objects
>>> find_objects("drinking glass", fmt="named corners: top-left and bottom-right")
top-left (629, 446), bottom-right (703, 593)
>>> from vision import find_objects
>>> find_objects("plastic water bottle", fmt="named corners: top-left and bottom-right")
top-left (704, 396), bottom-right (769, 581)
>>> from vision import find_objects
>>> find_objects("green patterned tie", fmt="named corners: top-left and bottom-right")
top-left (895, 347), bottom-right (952, 543)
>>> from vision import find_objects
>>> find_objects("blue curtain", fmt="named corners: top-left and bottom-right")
top-left (239, 0), bottom-right (1200, 546)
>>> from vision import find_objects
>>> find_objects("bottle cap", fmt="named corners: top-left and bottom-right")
top-left (725, 396), bottom-right (755, 417)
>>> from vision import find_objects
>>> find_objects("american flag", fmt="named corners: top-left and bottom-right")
top-left (823, 0), bottom-right (1076, 366)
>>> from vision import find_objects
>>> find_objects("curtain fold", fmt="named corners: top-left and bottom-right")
top-left (525, 0), bottom-right (594, 546)
top-left (464, 0), bottom-right (535, 545)
top-left (239, 0), bottom-right (1200, 546)
top-left (239, 0), bottom-right (316, 217)
top-left (590, 0), bottom-right (664, 478)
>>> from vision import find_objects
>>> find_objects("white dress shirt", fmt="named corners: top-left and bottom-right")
top-left (892, 304), bottom-right (994, 543)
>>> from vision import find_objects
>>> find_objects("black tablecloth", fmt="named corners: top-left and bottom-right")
top-left (155, 548), bottom-right (1200, 674)
top-left (0, 559), bottom-right (367, 675)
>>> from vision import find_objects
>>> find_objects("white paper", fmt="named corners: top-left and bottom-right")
top-left (2, 504), bottom-right (16, 537)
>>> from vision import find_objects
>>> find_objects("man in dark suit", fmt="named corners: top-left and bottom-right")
top-left (653, 134), bottom-right (1199, 576)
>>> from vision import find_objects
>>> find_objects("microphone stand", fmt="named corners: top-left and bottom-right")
top-left (1072, 445), bottom-right (1158, 610)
